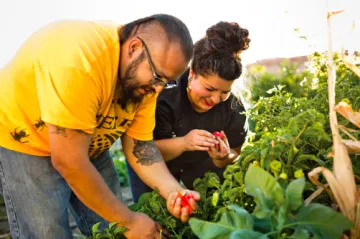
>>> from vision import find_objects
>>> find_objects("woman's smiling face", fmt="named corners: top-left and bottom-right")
top-left (187, 69), bottom-right (234, 113)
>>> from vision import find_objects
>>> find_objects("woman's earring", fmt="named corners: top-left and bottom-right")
top-left (187, 78), bottom-right (193, 91)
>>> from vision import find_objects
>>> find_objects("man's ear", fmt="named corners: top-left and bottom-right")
top-left (127, 38), bottom-right (142, 58)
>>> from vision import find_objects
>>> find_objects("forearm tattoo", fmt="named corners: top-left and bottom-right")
top-left (51, 127), bottom-right (89, 137)
top-left (132, 139), bottom-right (163, 166)
top-left (51, 126), bottom-right (67, 137)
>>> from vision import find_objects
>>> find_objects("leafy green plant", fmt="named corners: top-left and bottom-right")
top-left (87, 222), bottom-right (127, 239)
top-left (110, 150), bottom-right (129, 187)
top-left (241, 107), bottom-right (331, 184)
top-left (248, 60), bottom-right (313, 102)
top-left (189, 165), bottom-right (353, 239)
top-left (89, 50), bottom-right (360, 238)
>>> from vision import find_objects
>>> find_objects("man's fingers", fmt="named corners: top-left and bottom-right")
top-left (167, 192), bottom-right (177, 212)
top-left (173, 197), bottom-right (182, 219)
top-left (156, 224), bottom-right (171, 239)
top-left (188, 197), bottom-right (198, 211)
top-left (161, 230), bottom-right (171, 239)
top-left (180, 207), bottom-right (189, 222)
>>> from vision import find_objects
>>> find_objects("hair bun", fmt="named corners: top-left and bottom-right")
top-left (205, 21), bottom-right (250, 57)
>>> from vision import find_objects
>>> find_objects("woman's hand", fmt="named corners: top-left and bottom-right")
top-left (182, 129), bottom-right (218, 151)
top-left (207, 131), bottom-right (232, 167)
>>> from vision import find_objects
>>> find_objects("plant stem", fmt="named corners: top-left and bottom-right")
top-left (159, 204), bottom-right (179, 238)
top-left (293, 121), bottom-right (309, 144)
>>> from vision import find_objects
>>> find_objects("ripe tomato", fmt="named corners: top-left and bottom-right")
top-left (177, 192), bottom-right (194, 214)
top-left (213, 131), bottom-right (225, 139)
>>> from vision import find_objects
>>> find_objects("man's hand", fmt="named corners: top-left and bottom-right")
top-left (183, 129), bottom-right (218, 151)
top-left (166, 190), bottom-right (200, 222)
top-left (124, 212), bottom-right (168, 239)
top-left (122, 134), bottom-right (201, 223)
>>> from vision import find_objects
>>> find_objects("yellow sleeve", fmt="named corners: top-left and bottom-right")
top-left (35, 65), bottom-right (101, 134)
top-left (125, 93), bottom-right (158, 141)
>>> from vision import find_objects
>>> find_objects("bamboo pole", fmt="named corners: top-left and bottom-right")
top-left (327, 5), bottom-right (357, 228)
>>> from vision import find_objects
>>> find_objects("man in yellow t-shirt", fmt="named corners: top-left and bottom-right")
top-left (0, 14), bottom-right (199, 239)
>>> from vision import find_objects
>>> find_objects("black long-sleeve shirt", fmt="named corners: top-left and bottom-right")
top-left (154, 69), bottom-right (247, 189)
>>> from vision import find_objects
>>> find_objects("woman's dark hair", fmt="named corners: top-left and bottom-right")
top-left (191, 21), bottom-right (250, 80)
top-left (120, 14), bottom-right (193, 62)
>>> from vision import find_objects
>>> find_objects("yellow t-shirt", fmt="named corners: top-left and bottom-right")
top-left (0, 20), bottom-right (157, 159)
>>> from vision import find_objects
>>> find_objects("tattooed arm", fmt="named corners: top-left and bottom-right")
top-left (48, 124), bottom-right (160, 237)
top-left (122, 133), bottom-right (183, 197)
top-left (122, 133), bottom-right (200, 222)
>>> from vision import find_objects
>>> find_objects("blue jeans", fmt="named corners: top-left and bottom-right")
top-left (125, 161), bottom-right (152, 203)
top-left (0, 147), bottom-right (122, 239)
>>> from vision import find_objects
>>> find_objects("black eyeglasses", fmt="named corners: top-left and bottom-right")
top-left (136, 37), bottom-right (168, 88)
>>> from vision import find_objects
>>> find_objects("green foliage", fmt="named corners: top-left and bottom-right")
top-left (126, 167), bottom-right (254, 239)
top-left (246, 51), bottom-right (360, 180)
top-left (307, 52), bottom-right (360, 125)
top-left (241, 107), bottom-right (331, 185)
top-left (110, 150), bottom-right (129, 187)
top-left (130, 190), bottom-right (186, 238)
top-left (248, 60), bottom-right (313, 102)
top-left (87, 222), bottom-right (127, 239)
top-left (90, 51), bottom-right (359, 238)
top-left (190, 205), bottom-right (255, 239)
top-left (189, 166), bottom-right (352, 239)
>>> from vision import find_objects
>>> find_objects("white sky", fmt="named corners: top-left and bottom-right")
top-left (0, 0), bottom-right (358, 67)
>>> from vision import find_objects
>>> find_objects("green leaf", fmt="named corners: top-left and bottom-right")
top-left (295, 203), bottom-right (353, 239)
top-left (113, 226), bottom-right (127, 235)
top-left (233, 171), bottom-right (244, 185)
top-left (108, 222), bottom-right (118, 229)
top-left (253, 217), bottom-right (272, 232)
top-left (230, 229), bottom-right (268, 239)
top-left (286, 177), bottom-right (305, 211)
top-left (95, 234), bottom-right (108, 239)
top-left (189, 205), bottom-right (253, 239)
top-left (92, 222), bottom-right (102, 234)
top-left (207, 173), bottom-right (221, 189)
top-left (276, 203), bottom-right (289, 230)
top-left (227, 187), bottom-right (244, 202)
top-left (295, 154), bottom-right (325, 166)
top-left (245, 165), bottom-right (284, 206)
top-left (212, 191), bottom-right (219, 207)
top-left (291, 228), bottom-right (310, 239)
top-left (249, 188), bottom-right (273, 219)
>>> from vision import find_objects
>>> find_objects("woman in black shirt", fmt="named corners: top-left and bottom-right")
top-left (127, 21), bottom-right (250, 202)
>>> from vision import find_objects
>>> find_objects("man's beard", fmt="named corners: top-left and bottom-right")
top-left (117, 51), bottom-right (147, 109)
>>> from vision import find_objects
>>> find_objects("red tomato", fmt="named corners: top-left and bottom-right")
top-left (177, 192), bottom-right (194, 214)
top-left (213, 131), bottom-right (225, 139)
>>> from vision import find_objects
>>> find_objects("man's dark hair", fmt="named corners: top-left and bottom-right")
top-left (120, 14), bottom-right (193, 61)
top-left (191, 21), bottom-right (251, 81)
